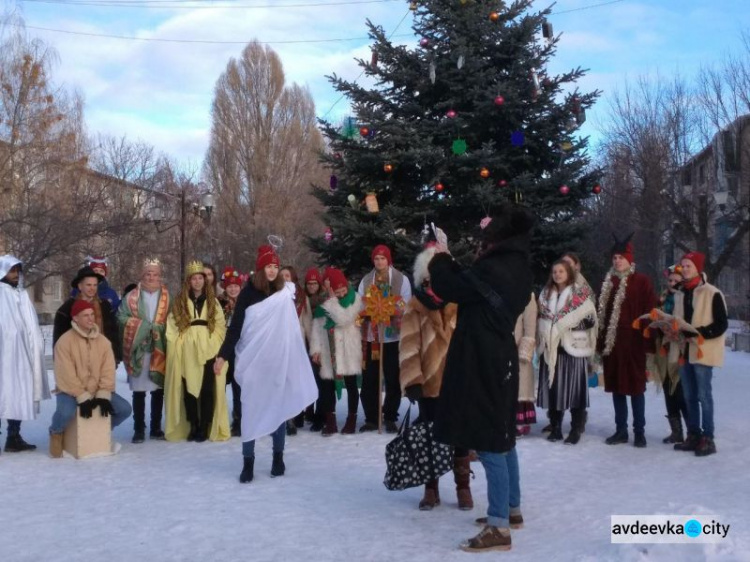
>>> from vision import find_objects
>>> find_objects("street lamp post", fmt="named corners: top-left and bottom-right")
top-left (148, 184), bottom-right (214, 279)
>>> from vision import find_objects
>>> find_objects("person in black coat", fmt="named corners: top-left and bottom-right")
top-left (53, 266), bottom-right (121, 363)
top-left (427, 203), bottom-right (534, 553)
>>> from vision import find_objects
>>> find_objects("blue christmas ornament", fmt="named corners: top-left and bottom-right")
top-left (511, 131), bottom-right (525, 147)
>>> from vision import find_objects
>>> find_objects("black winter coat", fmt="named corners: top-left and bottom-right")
top-left (428, 235), bottom-right (533, 453)
top-left (53, 297), bottom-right (122, 362)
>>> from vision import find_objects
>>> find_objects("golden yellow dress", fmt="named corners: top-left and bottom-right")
top-left (164, 298), bottom-right (230, 441)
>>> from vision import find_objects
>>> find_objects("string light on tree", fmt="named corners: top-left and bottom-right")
top-left (435, 182), bottom-right (445, 192)
top-left (497, 179), bottom-right (508, 187)
top-left (324, 227), bottom-right (333, 242)
top-left (480, 167), bottom-right (490, 179)
top-left (383, 163), bottom-right (393, 173)
top-left (446, 109), bottom-right (457, 118)
top-left (494, 95), bottom-right (505, 106)
top-left (559, 185), bottom-right (570, 195)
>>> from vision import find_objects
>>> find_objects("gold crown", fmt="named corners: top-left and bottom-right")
top-left (143, 257), bottom-right (162, 268)
top-left (185, 260), bottom-right (205, 278)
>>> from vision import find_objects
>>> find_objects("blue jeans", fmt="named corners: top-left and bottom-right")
top-left (613, 393), bottom-right (645, 433)
top-left (49, 393), bottom-right (132, 434)
top-left (680, 361), bottom-right (714, 439)
top-left (477, 447), bottom-right (521, 529)
top-left (242, 422), bottom-right (285, 458)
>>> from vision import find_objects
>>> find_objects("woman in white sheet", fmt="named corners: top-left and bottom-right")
top-left (214, 245), bottom-right (317, 483)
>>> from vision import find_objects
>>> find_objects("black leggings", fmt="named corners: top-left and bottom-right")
top-left (418, 397), bottom-right (468, 458)
top-left (319, 376), bottom-right (359, 415)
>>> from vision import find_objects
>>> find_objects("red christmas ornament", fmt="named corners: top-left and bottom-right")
top-left (497, 179), bottom-right (507, 187)
top-left (383, 163), bottom-right (393, 173)
top-left (559, 185), bottom-right (570, 195)
top-left (359, 127), bottom-right (370, 137)
top-left (592, 184), bottom-right (602, 195)
top-left (480, 167), bottom-right (490, 179)
top-left (419, 38), bottom-right (430, 48)
top-left (494, 95), bottom-right (505, 106)
top-left (489, 12), bottom-right (499, 22)
top-left (435, 182), bottom-right (445, 192)
top-left (446, 109), bottom-right (457, 118)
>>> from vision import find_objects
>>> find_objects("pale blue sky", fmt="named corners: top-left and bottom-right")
top-left (6, 0), bottom-right (749, 164)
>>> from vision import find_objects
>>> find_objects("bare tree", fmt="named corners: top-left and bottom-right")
top-left (203, 41), bottom-right (326, 271)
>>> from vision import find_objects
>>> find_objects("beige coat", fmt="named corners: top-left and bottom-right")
top-left (673, 280), bottom-right (727, 367)
top-left (399, 299), bottom-right (458, 398)
top-left (53, 323), bottom-right (116, 403)
top-left (514, 293), bottom-right (537, 402)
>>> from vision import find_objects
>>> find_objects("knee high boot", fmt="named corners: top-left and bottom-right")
top-left (197, 386), bottom-right (214, 443)
top-left (419, 478), bottom-right (440, 511)
top-left (150, 389), bottom-right (165, 439)
top-left (453, 455), bottom-right (474, 510)
top-left (132, 392), bottom-right (146, 444)
top-left (184, 392), bottom-right (199, 442)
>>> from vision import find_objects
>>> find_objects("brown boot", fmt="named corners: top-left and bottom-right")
top-left (341, 414), bottom-right (357, 434)
top-left (49, 433), bottom-right (63, 458)
top-left (419, 479), bottom-right (440, 511)
top-left (454, 455), bottom-right (474, 510)
top-left (460, 526), bottom-right (511, 552)
top-left (321, 413), bottom-right (338, 437)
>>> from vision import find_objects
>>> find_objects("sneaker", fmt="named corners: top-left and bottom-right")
top-left (132, 429), bottom-right (145, 444)
top-left (460, 526), bottom-right (511, 552)
top-left (605, 429), bottom-right (628, 445)
top-left (475, 514), bottom-right (523, 529)
top-left (359, 422), bottom-right (378, 433)
top-left (695, 436), bottom-right (717, 457)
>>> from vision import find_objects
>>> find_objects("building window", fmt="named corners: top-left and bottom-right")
top-left (54, 280), bottom-right (63, 302)
top-left (699, 164), bottom-right (706, 185)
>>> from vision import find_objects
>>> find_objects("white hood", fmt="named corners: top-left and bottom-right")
top-left (0, 255), bottom-right (22, 282)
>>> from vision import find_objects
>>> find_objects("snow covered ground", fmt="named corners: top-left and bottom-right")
top-left (1, 350), bottom-right (749, 561)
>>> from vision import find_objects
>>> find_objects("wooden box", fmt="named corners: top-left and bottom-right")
top-left (63, 409), bottom-right (112, 459)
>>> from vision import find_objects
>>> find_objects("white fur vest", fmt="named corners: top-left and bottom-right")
top-left (309, 292), bottom-right (363, 380)
top-left (537, 284), bottom-right (598, 386)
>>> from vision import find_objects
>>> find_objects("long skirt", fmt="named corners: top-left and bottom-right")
top-left (537, 349), bottom-right (589, 411)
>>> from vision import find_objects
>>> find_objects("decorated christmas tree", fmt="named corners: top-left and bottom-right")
top-left (309, 0), bottom-right (600, 281)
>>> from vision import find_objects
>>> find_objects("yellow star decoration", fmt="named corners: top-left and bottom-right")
top-left (361, 285), bottom-right (404, 326)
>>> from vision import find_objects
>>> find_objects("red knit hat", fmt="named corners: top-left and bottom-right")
top-left (371, 244), bottom-right (392, 265)
top-left (86, 256), bottom-right (108, 277)
top-left (681, 251), bottom-right (706, 274)
top-left (305, 268), bottom-right (322, 284)
top-left (327, 268), bottom-right (348, 292)
top-left (221, 266), bottom-right (243, 289)
top-left (255, 245), bottom-right (280, 273)
top-left (611, 233), bottom-right (634, 264)
top-left (71, 300), bottom-right (95, 318)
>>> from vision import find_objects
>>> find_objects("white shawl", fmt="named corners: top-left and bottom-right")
top-left (234, 282), bottom-right (318, 442)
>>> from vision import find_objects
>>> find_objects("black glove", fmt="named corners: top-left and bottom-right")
top-left (96, 398), bottom-right (115, 417)
top-left (405, 385), bottom-right (423, 404)
top-left (78, 399), bottom-right (95, 419)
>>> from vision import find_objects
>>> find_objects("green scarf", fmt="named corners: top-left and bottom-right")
top-left (313, 285), bottom-right (356, 330)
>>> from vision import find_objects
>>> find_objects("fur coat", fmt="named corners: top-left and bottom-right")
top-left (399, 298), bottom-right (458, 398)
top-left (514, 294), bottom-right (537, 402)
top-left (309, 291), bottom-right (363, 380)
